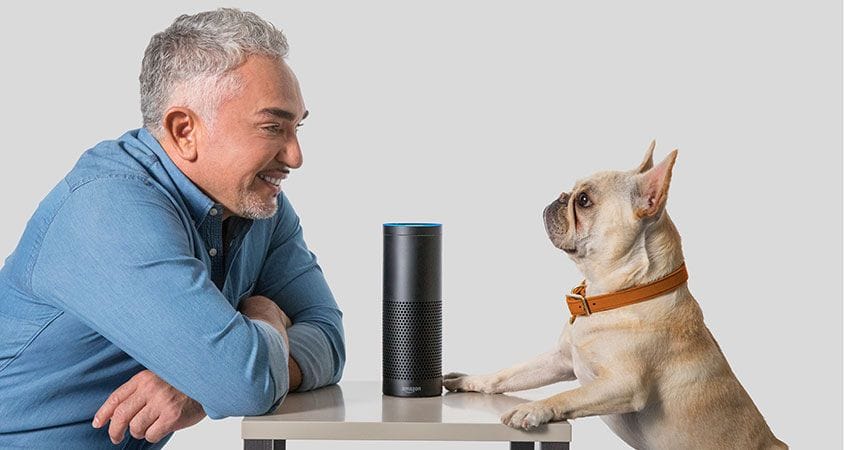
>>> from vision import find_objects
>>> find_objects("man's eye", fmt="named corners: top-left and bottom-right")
top-left (577, 193), bottom-right (592, 208)
top-left (261, 124), bottom-right (282, 134)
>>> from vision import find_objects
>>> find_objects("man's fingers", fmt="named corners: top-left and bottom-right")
top-left (93, 379), bottom-right (139, 428)
top-left (107, 393), bottom-right (147, 444)
top-left (279, 309), bottom-right (292, 328)
top-left (92, 369), bottom-right (203, 444)
top-left (129, 406), bottom-right (160, 441)
top-left (143, 415), bottom-right (175, 444)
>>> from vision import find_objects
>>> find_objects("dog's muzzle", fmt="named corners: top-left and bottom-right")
top-left (543, 194), bottom-right (568, 236)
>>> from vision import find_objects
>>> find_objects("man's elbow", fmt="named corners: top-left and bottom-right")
top-left (204, 341), bottom-right (291, 417)
top-left (236, 348), bottom-right (293, 416)
top-left (205, 376), bottom-right (289, 419)
top-left (242, 377), bottom-right (289, 417)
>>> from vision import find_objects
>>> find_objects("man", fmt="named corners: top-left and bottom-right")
top-left (0, 8), bottom-right (345, 449)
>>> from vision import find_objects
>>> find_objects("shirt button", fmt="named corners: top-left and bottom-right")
top-left (209, 208), bottom-right (218, 216)
top-left (209, 248), bottom-right (218, 257)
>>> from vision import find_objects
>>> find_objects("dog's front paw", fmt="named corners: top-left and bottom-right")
top-left (501, 401), bottom-right (554, 430)
top-left (443, 372), bottom-right (498, 393)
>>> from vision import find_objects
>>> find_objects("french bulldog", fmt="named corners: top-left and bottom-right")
top-left (443, 142), bottom-right (787, 449)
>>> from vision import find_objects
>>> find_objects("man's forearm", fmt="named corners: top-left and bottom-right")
top-left (239, 296), bottom-right (301, 391)
top-left (248, 317), bottom-right (301, 391)
top-left (286, 322), bottom-right (343, 391)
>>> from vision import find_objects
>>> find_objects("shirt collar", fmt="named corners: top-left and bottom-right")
top-left (136, 127), bottom-right (219, 226)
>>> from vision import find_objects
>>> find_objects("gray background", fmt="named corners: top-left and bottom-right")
top-left (0, 1), bottom-right (840, 448)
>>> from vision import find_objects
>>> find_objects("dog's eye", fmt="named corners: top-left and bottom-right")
top-left (577, 192), bottom-right (592, 208)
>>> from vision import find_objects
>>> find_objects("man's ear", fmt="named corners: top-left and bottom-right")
top-left (635, 149), bottom-right (678, 218)
top-left (162, 107), bottom-right (201, 162)
top-left (635, 139), bottom-right (656, 173)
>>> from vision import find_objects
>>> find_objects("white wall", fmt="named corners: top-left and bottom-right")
top-left (0, 1), bottom-right (840, 448)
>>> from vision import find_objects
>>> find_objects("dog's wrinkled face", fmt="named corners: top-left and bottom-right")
top-left (543, 141), bottom-right (678, 266)
top-left (543, 171), bottom-right (637, 261)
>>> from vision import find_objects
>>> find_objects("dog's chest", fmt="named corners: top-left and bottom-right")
top-left (564, 315), bottom-right (633, 381)
top-left (571, 357), bottom-right (596, 383)
top-left (570, 344), bottom-right (603, 384)
top-left (563, 327), bottom-right (600, 383)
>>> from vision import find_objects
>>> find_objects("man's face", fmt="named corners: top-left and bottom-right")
top-left (197, 55), bottom-right (307, 219)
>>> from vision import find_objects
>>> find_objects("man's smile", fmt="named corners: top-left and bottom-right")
top-left (257, 169), bottom-right (288, 190)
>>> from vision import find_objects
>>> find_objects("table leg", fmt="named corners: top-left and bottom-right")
top-left (244, 439), bottom-right (286, 450)
top-left (540, 442), bottom-right (569, 450)
top-left (510, 442), bottom-right (534, 450)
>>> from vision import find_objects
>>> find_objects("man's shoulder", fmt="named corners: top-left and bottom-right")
top-left (29, 132), bottom-right (184, 238)
top-left (27, 167), bottom-right (179, 253)
top-left (63, 130), bottom-right (158, 192)
top-left (28, 131), bottom-right (168, 231)
top-left (5, 132), bottom-right (183, 295)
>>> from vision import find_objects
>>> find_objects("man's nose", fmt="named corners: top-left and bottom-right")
top-left (277, 135), bottom-right (303, 169)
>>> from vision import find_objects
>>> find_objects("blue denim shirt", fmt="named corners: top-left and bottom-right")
top-left (0, 128), bottom-right (345, 449)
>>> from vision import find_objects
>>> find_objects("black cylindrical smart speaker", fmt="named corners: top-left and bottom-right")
top-left (383, 223), bottom-right (443, 397)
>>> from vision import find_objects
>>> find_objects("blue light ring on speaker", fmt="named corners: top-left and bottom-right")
top-left (383, 223), bottom-right (442, 236)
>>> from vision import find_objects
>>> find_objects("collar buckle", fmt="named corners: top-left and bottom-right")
top-left (566, 292), bottom-right (591, 316)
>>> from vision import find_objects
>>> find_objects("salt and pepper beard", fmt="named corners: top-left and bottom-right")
top-left (235, 184), bottom-right (279, 220)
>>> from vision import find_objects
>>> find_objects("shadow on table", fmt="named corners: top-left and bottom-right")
top-left (442, 391), bottom-right (533, 416)
top-left (272, 384), bottom-right (345, 420)
top-left (381, 394), bottom-right (444, 422)
top-left (380, 390), bottom-right (536, 423)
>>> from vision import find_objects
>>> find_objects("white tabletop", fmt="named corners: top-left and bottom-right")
top-left (242, 381), bottom-right (571, 442)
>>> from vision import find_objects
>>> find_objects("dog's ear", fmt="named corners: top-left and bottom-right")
top-left (635, 140), bottom-right (656, 173)
top-left (635, 150), bottom-right (678, 218)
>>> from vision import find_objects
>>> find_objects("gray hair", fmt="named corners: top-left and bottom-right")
top-left (140, 8), bottom-right (289, 136)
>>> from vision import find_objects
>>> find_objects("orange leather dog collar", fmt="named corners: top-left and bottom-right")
top-left (566, 263), bottom-right (688, 324)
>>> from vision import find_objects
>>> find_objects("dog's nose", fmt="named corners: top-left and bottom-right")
top-left (557, 192), bottom-right (570, 204)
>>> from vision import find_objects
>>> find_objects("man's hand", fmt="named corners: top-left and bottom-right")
top-left (239, 295), bottom-right (292, 345)
top-left (92, 370), bottom-right (206, 444)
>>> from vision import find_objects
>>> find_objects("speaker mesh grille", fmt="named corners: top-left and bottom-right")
top-left (383, 300), bottom-right (442, 380)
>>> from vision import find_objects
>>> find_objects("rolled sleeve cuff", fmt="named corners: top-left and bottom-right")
top-left (253, 320), bottom-right (290, 413)
top-left (287, 322), bottom-right (335, 391)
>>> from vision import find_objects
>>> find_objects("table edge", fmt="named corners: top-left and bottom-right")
top-left (242, 420), bottom-right (572, 442)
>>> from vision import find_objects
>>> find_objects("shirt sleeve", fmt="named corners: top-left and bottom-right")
top-left (254, 192), bottom-right (346, 391)
top-left (29, 177), bottom-right (289, 419)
